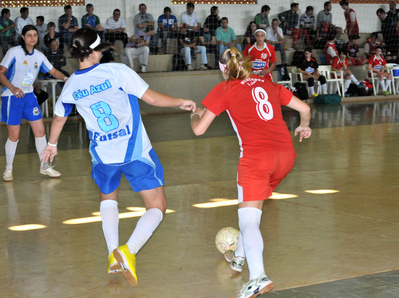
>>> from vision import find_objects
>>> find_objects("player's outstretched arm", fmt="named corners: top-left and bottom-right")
top-left (191, 107), bottom-right (216, 136)
top-left (286, 95), bottom-right (312, 142)
top-left (141, 88), bottom-right (196, 112)
top-left (41, 116), bottom-right (68, 163)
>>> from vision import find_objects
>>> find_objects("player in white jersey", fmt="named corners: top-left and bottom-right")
top-left (0, 25), bottom-right (67, 182)
top-left (41, 28), bottom-right (196, 287)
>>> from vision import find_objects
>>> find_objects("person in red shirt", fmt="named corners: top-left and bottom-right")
top-left (331, 50), bottom-right (365, 95)
top-left (243, 28), bottom-right (276, 81)
top-left (324, 35), bottom-right (338, 64)
top-left (190, 47), bottom-right (311, 298)
top-left (340, 0), bottom-right (359, 41)
top-left (368, 46), bottom-right (392, 95)
top-left (364, 32), bottom-right (380, 59)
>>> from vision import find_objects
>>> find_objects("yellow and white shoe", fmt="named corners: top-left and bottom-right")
top-left (108, 252), bottom-right (122, 275)
top-left (113, 244), bottom-right (138, 287)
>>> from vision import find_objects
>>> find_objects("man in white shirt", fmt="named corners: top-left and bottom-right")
top-left (105, 9), bottom-right (128, 47)
top-left (180, 2), bottom-right (201, 33)
top-left (266, 19), bottom-right (287, 64)
top-left (14, 7), bottom-right (33, 40)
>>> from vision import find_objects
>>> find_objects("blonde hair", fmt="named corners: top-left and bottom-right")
top-left (219, 47), bottom-right (252, 82)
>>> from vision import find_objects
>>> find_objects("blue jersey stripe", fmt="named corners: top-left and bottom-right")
top-left (124, 94), bottom-right (141, 163)
top-left (88, 130), bottom-right (102, 163)
top-left (2, 57), bottom-right (17, 93)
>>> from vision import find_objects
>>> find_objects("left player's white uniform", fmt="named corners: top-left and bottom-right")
top-left (55, 63), bottom-right (151, 165)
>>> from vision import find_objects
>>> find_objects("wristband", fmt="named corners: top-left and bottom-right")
top-left (48, 142), bottom-right (58, 147)
top-left (190, 112), bottom-right (201, 119)
top-left (63, 77), bottom-right (68, 81)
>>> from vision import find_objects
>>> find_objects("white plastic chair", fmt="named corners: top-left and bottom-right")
top-left (386, 63), bottom-right (399, 94)
top-left (276, 66), bottom-right (293, 87)
top-left (318, 65), bottom-right (345, 97)
top-left (291, 67), bottom-right (320, 94)
top-left (363, 64), bottom-right (392, 95)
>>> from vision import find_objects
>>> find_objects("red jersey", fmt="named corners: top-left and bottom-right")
top-left (324, 42), bottom-right (338, 65)
top-left (344, 8), bottom-right (359, 36)
top-left (243, 43), bottom-right (277, 82)
top-left (366, 40), bottom-right (379, 56)
top-left (368, 55), bottom-right (386, 73)
top-left (331, 56), bottom-right (348, 70)
top-left (202, 75), bottom-right (294, 156)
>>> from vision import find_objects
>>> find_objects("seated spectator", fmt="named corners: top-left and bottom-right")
top-left (199, 24), bottom-right (217, 63)
top-left (46, 39), bottom-right (69, 78)
top-left (266, 18), bottom-right (287, 65)
top-left (278, 2), bottom-right (300, 49)
top-left (105, 9), bottom-right (128, 47)
top-left (297, 47), bottom-right (328, 97)
top-left (157, 7), bottom-right (178, 53)
top-left (364, 32), bottom-right (380, 59)
top-left (368, 46), bottom-right (392, 95)
top-left (204, 6), bottom-right (220, 34)
top-left (180, 2), bottom-right (201, 33)
top-left (0, 8), bottom-right (17, 55)
top-left (15, 7), bottom-right (33, 40)
top-left (178, 24), bottom-right (209, 71)
top-left (346, 35), bottom-right (365, 65)
top-left (82, 3), bottom-right (104, 40)
top-left (316, 1), bottom-right (342, 40)
top-left (254, 5), bottom-right (270, 30)
top-left (36, 16), bottom-right (48, 51)
top-left (216, 17), bottom-right (242, 56)
top-left (340, 0), bottom-right (359, 41)
top-left (243, 29), bottom-right (276, 82)
top-left (242, 21), bottom-right (257, 49)
top-left (331, 50), bottom-right (365, 96)
top-left (134, 3), bottom-right (155, 34)
top-left (323, 34), bottom-right (338, 64)
top-left (125, 25), bottom-right (155, 73)
top-left (43, 22), bottom-right (61, 54)
top-left (58, 5), bottom-right (79, 47)
top-left (299, 6), bottom-right (316, 47)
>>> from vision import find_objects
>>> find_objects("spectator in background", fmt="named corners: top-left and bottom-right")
top-left (82, 3), bottom-right (104, 40)
top-left (368, 46), bottom-right (392, 95)
top-left (216, 17), bottom-right (242, 56)
top-left (58, 5), bottom-right (79, 47)
top-left (242, 21), bottom-right (257, 49)
top-left (46, 39), bottom-right (69, 78)
top-left (316, 1), bottom-right (342, 40)
top-left (134, 3), bottom-right (154, 34)
top-left (364, 32), bottom-right (380, 59)
top-left (278, 2), bottom-right (300, 49)
top-left (125, 25), bottom-right (155, 73)
top-left (35, 16), bottom-right (48, 51)
top-left (43, 22), bottom-right (61, 53)
top-left (180, 2), bottom-right (201, 33)
top-left (387, 1), bottom-right (399, 25)
top-left (204, 6), bottom-right (220, 34)
top-left (178, 24), bottom-right (209, 71)
top-left (266, 18), bottom-right (287, 65)
top-left (0, 8), bottom-right (17, 55)
top-left (340, 0), bottom-right (359, 41)
top-left (15, 7), bottom-right (33, 40)
top-left (254, 5), bottom-right (270, 30)
top-left (299, 6), bottom-right (316, 46)
top-left (105, 9), bottom-right (128, 47)
top-left (346, 35), bottom-right (365, 65)
top-left (324, 34), bottom-right (338, 64)
top-left (199, 23), bottom-right (217, 64)
top-left (376, 8), bottom-right (396, 61)
top-left (157, 7), bottom-right (178, 53)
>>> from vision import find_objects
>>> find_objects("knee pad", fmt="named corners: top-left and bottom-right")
top-left (319, 75), bottom-right (326, 85)
top-left (307, 77), bottom-right (314, 86)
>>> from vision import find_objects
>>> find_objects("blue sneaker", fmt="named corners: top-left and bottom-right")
top-left (357, 83), bottom-right (365, 88)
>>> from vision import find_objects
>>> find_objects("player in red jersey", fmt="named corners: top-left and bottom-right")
top-left (324, 35), bottom-right (338, 64)
top-left (243, 29), bottom-right (276, 82)
top-left (190, 47), bottom-right (311, 298)
top-left (368, 46), bottom-right (392, 95)
top-left (340, 0), bottom-right (359, 41)
top-left (364, 32), bottom-right (380, 59)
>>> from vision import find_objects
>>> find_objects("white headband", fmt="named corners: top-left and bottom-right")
top-left (89, 35), bottom-right (101, 49)
top-left (254, 29), bottom-right (266, 36)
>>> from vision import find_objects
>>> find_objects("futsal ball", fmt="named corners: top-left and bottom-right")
top-left (215, 227), bottom-right (239, 254)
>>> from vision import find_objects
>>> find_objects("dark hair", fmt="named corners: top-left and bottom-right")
top-left (349, 34), bottom-right (360, 41)
top-left (86, 3), bottom-right (93, 9)
top-left (20, 25), bottom-right (38, 55)
top-left (338, 49), bottom-right (347, 56)
top-left (164, 7), bottom-right (171, 13)
top-left (246, 21), bottom-right (257, 32)
top-left (64, 5), bottom-right (72, 11)
top-left (371, 32), bottom-right (378, 38)
top-left (20, 7), bottom-right (29, 14)
top-left (340, 0), bottom-right (349, 6)
top-left (304, 46), bottom-right (312, 53)
top-left (139, 3), bottom-right (146, 9)
top-left (47, 22), bottom-right (56, 28)
top-left (211, 6), bottom-right (218, 15)
top-left (145, 24), bottom-right (154, 32)
top-left (306, 6), bottom-right (313, 12)
top-left (324, 1), bottom-right (331, 8)
top-left (36, 16), bottom-right (44, 22)
top-left (221, 17), bottom-right (228, 22)
top-left (376, 8), bottom-right (385, 15)
top-left (113, 9), bottom-right (121, 14)
top-left (261, 5), bottom-right (270, 12)
top-left (187, 2), bottom-right (194, 9)
top-left (1, 8), bottom-right (10, 17)
top-left (291, 3), bottom-right (299, 9)
top-left (272, 18), bottom-right (279, 23)
top-left (70, 28), bottom-right (112, 62)
top-left (375, 46), bottom-right (382, 51)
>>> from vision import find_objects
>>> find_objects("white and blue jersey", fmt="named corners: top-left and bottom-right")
top-left (55, 63), bottom-right (152, 165)
top-left (0, 46), bottom-right (53, 96)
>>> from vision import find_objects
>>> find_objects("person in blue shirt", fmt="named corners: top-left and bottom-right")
top-left (157, 7), bottom-right (178, 53)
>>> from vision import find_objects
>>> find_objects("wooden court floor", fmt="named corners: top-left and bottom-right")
top-left (0, 99), bottom-right (399, 297)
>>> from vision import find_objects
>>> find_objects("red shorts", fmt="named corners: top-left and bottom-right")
top-left (237, 150), bottom-right (296, 202)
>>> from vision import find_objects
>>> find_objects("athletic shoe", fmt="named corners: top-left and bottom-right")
top-left (224, 250), bottom-right (245, 272)
top-left (141, 65), bottom-right (146, 73)
top-left (344, 92), bottom-right (350, 97)
top-left (383, 90), bottom-right (391, 96)
top-left (40, 166), bottom-right (61, 178)
top-left (200, 64), bottom-right (208, 70)
top-left (236, 273), bottom-right (274, 298)
top-left (187, 65), bottom-right (193, 71)
top-left (3, 169), bottom-right (13, 182)
top-left (108, 252), bottom-right (122, 275)
top-left (313, 93), bottom-right (319, 98)
top-left (113, 244), bottom-right (138, 287)
top-left (357, 83), bottom-right (365, 88)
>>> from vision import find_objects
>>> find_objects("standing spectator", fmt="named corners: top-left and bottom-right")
top-left (14, 7), bottom-right (33, 40)
top-left (199, 24), bottom-right (217, 63)
top-left (254, 5), bottom-right (270, 30)
top-left (178, 24), bottom-right (209, 71)
top-left (278, 3), bottom-right (300, 49)
top-left (157, 7), bottom-right (178, 53)
top-left (242, 21), bottom-right (257, 49)
top-left (134, 3), bottom-right (154, 34)
top-left (364, 32), bottom-right (380, 59)
top-left (346, 35), bottom-right (365, 65)
top-left (35, 16), bottom-right (48, 51)
top-left (266, 19), bottom-right (287, 65)
top-left (58, 5), bottom-right (79, 47)
top-left (43, 22), bottom-right (62, 53)
top-left (204, 6), bottom-right (220, 34)
top-left (324, 34), bottom-right (338, 64)
top-left (340, 0), bottom-right (359, 41)
top-left (316, 1), bottom-right (342, 40)
top-left (105, 9), bottom-right (128, 47)
top-left (125, 25), bottom-right (154, 73)
top-left (376, 8), bottom-right (396, 60)
top-left (216, 17), bottom-right (242, 56)
top-left (180, 2), bottom-right (201, 33)
top-left (0, 8), bottom-right (17, 55)
top-left (368, 47), bottom-right (392, 95)
top-left (82, 3), bottom-right (104, 40)
top-left (387, 1), bottom-right (399, 25)
top-left (243, 29), bottom-right (276, 82)
top-left (299, 6), bottom-right (316, 47)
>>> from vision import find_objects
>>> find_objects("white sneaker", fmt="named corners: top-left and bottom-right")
top-left (141, 65), bottom-right (146, 73)
top-left (187, 65), bottom-right (193, 71)
top-left (3, 169), bottom-right (13, 182)
top-left (224, 250), bottom-right (245, 272)
top-left (40, 166), bottom-right (61, 178)
top-left (200, 64), bottom-right (208, 70)
top-left (237, 273), bottom-right (274, 298)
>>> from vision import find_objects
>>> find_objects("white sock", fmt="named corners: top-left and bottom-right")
top-left (100, 200), bottom-right (119, 255)
top-left (321, 83), bottom-right (327, 94)
top-left (35, 135), bottom-right (48, 169)
top-left (126, 208), bottom-right (163, 255)
top-left (309, 86), bottom-right (314, 95)
top-left (5, 138), bottom-right (18, 170)
top-left (385, 80), bottom-right (391, 91)
top-left (350, 74), bottom-right (359, 85)
top-left (238, 207), bottom-right (264, 280)
top-left (234, 231), bottom-right (245, 258)
top-left (380, 80), bottom-right (386, 91)
top-left (344, 79), bottom-right (351, 92)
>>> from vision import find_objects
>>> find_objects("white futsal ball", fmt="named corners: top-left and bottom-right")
top-left (215, 227), bottom-right (239, 254)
